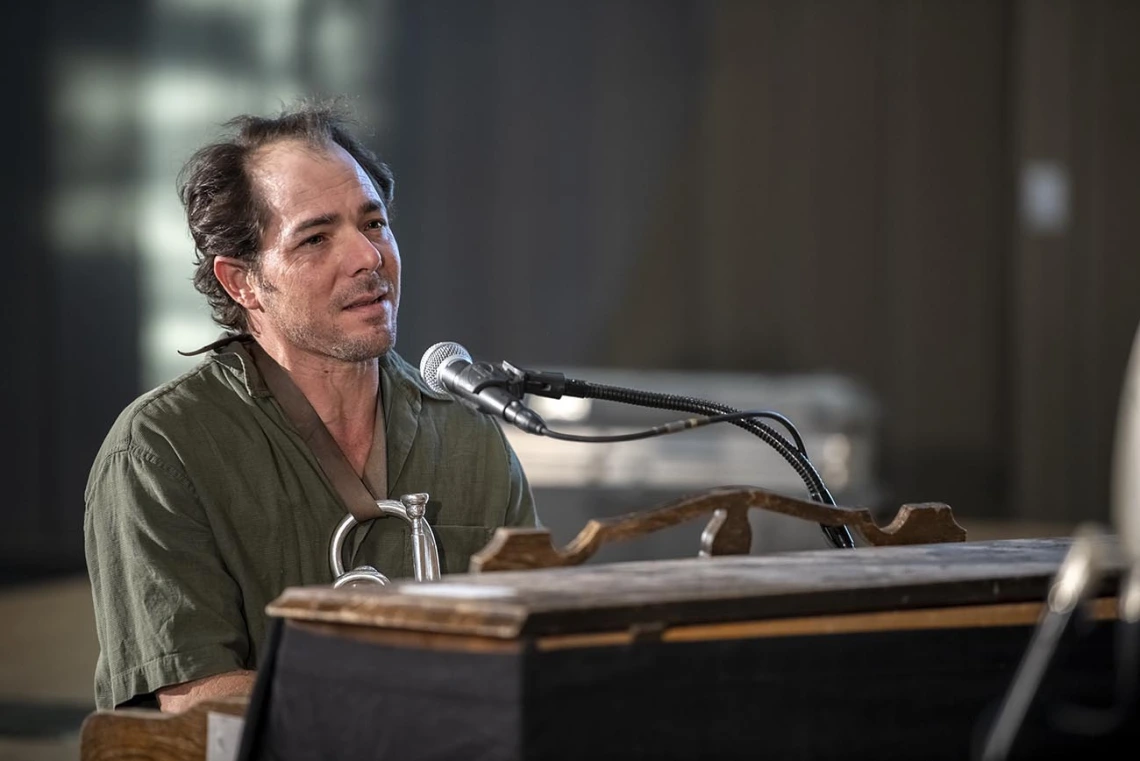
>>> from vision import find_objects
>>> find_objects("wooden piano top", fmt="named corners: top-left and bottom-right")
top-left (266, 537), bottom-right (1125, 639)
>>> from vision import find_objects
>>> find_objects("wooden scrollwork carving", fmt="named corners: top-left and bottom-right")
top-left (469, 486), bottom-right (965, 573)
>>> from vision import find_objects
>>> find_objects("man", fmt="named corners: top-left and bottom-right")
top-left (84, 101), bottom-right (537, 712)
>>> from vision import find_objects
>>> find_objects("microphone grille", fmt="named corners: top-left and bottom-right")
top-left (419, 341), bottom-right (472, 394)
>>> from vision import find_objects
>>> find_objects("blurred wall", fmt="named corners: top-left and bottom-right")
top-left (388, 0), bottom-right (1140, 525)
top-left (1, 0), bottom-right (145, 575)
top-left (1009, 0), bottom-right (1140, 524)
top-left (3, 0), bottom-right (1140, 576)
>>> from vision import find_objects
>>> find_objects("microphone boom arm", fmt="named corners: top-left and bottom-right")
top-left (499, 362), bottom-right (856, 550)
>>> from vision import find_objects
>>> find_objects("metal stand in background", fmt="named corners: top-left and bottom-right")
top-left (978, 525), bottom-right (1140, 761)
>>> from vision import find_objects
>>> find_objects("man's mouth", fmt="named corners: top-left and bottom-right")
top-left (344, 291), bottom-right (388, 310)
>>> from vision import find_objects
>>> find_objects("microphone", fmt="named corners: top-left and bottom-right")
top-left (1110, 316), bottom-right (1140, 633)
top-left (1112, 319), bottom-right (1140, 568)
top-left (978, 320), bottom-right (1140, 760)
top-left (418, 342), bottom-right (854, 548)
top-left (419, 342), bottom-right (548, 435)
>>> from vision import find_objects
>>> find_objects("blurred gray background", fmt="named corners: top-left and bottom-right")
top-left (2, 0), bottom-right (1140, 756)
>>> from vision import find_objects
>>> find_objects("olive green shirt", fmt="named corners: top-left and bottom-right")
top-left (84, 340), bottom-right (537, 709)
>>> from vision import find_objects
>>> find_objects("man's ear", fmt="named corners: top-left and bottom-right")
top-left (214, 256), bottom-right (261, 310)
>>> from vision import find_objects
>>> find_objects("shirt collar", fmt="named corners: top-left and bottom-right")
top-left (193, 332), bottom-right (450, 405)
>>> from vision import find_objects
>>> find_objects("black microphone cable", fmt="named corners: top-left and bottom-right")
top-left (542, 409), bottom-right (805, 444)
top-left (541, 377), bottom-right (856, 550)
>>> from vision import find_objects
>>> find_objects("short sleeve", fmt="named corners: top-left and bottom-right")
top-left (494, 424), bottom-right (539, 529)
top-left (84, 445), bottom-right (249, 709)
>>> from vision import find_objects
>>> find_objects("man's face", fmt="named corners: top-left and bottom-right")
top-left (245, 139), bottom-right (401, 364)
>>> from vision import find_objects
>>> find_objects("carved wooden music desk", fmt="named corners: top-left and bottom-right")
top-left (242, 532), bottom-right (1136, 761)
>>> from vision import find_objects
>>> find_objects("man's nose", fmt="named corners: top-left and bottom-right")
top-left (346, 230), bottom-right (382, 273)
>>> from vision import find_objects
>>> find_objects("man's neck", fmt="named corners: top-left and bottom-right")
top-left (255, 338), bottom-right (380, 475)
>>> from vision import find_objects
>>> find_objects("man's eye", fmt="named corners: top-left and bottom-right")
top-left (302, 234), bottom-right (327, 246)
top-left (365, 219), bottom-right (387, 230)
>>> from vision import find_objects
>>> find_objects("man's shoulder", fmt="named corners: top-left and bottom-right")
top-left (95, 356), bottom-right (250, 461)
top-left (382, 349), bottom-right (451, 402)
top-left (383, 349), bottom-right (508, 438)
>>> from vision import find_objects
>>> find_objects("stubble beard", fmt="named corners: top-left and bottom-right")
top-left (255, 282), bottom-right (397, 363)
top-left (282, 313), bottom-right (396, 363)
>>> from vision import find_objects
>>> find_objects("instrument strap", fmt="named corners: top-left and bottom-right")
top-left (251, 343), bottom-right (389, 523)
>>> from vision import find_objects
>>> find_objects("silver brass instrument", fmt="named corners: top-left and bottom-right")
top-left (329, 492), bottom-right (442, 588)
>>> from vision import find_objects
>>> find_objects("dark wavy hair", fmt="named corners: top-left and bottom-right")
top-left (177, 99), bottom-right (395, 332)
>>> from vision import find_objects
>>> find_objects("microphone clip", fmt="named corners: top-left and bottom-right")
top-left (499, 361), bottom-right (568, 400)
